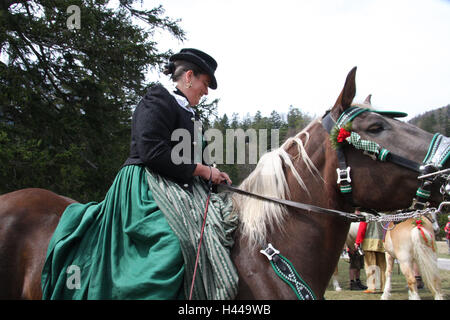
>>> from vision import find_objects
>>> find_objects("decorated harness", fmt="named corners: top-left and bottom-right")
top-left (322, 106), bottom-right (450, 211)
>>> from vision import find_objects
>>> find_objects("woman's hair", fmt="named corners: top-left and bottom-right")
top-left (163, 60), bottom-right (204, 82)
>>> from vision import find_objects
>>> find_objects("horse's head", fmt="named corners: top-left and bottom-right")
top-left (326, 67), bottom-right (449, 211)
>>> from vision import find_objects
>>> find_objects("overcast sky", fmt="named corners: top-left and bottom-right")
top-left (148, 0), bottom-right (450, 121)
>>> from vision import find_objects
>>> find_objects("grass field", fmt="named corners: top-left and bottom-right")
top-left (324, 242), bottom-right (450, 300)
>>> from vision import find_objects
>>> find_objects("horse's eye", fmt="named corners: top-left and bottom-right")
top-left (367, 123), bottom-right (384, 134)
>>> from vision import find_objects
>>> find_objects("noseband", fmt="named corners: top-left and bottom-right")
top-left (321, 106), bottom-right (450, 210)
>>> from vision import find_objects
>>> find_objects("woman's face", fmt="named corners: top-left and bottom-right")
top-left (180, 70), bottom-right (210, 106)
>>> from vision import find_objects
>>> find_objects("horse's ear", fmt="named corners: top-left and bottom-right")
top-left (364, 94), bottom-right (372, 105)
top-left (331, 66), bottom-right (357, 118)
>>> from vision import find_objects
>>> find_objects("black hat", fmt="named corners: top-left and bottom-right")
top-left (170, 48), bottom-right (218, 89)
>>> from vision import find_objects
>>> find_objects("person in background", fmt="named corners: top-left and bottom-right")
top-left (355, 220), bottom-right (386, 294)
top-left (347, 244), bottom-right (368, 291)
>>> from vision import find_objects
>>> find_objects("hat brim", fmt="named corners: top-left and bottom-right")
top-left (372, 110), bottom-right (408, 118)
top-left (170, 53), bottom-right (217, 89)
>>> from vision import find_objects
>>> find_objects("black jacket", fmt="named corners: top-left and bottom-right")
top-left (123, 84), bottom-right (204, 190)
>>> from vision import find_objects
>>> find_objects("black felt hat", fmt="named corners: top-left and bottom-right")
top-left (170, 48), bottom-right (218, 89)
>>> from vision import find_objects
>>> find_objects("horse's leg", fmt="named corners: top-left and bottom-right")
top-left (397, 259), bottom-right (420, 300)
top-left (432, 276), bottom-right (445, 300)
top-left (331, 265), bottom-right (342, 291)
top-left (381, 252), bottom-right (394, 300)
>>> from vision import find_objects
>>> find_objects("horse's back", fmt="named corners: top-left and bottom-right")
top-left (0, 188), bottom-right (74, 299)
top-left (385, 217), bottom-right (434, 259)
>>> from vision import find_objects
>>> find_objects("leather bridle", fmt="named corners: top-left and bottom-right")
top-left (321, 106), bottom-right (450, 211)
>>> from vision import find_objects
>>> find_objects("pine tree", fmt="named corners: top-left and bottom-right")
top-left (286, 105), bottom-right (312, 137)
top-left (0, 1), bottom-right (185, 201)
top-left (230, 112), bottom-right (239, 129)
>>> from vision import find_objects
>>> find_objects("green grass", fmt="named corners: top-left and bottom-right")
top-left (324, 253), bottom-right (450, 300)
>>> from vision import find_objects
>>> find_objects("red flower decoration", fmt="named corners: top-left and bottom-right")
top-left (337, 128), bottom-right (351, 143)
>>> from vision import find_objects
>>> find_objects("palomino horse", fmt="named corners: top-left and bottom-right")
top-left (0, 67), bottom-right (447, 299)
top-left (382, 213), bottom-right (444, 300)
top-left (331, 214), bottom-right (443, 299)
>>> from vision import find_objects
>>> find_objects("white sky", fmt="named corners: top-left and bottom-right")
top-left (148, 0), bottom-right (450, 121)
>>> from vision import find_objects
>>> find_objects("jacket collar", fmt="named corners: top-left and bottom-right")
top-left (166, 85), bottom-right (195, 115)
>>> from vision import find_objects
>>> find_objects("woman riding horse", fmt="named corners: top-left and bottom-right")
top-left (41, 48), bottom-right (235, 299)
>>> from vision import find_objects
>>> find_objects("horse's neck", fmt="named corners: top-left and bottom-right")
top-left (233, 126), bottom-right (351, 299)
top-left (273, 207), bottom-right (350, 296)
top-left (287, 123), bottom-right (350, 211)
top-left (277, 125), bottom-right (351, 296)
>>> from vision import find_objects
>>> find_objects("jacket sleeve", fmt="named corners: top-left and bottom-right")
top-left (133, 88), bottom-right (197, 183)
top-left (355, 222), bottom-right (368, 246)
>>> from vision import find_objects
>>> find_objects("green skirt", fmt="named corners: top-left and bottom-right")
top-left (41, 165), bottom-right (185, 299)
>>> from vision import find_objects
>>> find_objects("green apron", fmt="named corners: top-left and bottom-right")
top-left (41, 165), bottom-right (185, 299)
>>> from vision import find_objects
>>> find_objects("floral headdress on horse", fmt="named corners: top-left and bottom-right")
top-left (329, 106), bottom-right (407, 161)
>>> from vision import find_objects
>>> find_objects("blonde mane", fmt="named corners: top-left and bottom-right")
top-left (232, 120), bottom-right (322, 247)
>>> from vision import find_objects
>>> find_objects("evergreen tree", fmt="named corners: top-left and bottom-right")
top-left (0, 1), bottom-right (184, 201)
top-left (421, 113), bottom-right (437, 133)
top-left (241, 113), bottom-right (252, 130)
top-left (269, 110), bottom-right (287, 149)
top-left (217, 113), bottom-right (229, 131)
top-left (286, 105), bottom-right (312, 137)
top-left (253, 110), bottom-right (262, 125)
top-left (230, 112), bottom-right (239, 129)
top-left (197, 97), bottom-right (219, 128)
top-left (269, 110), bottom-right (283, 129)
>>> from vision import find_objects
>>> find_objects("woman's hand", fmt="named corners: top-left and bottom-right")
top-left (193, 164), bottom-right (232, 185)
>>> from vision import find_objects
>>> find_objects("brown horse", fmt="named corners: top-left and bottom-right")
top-left (0, 67), bottom-right (446, 299)
top-left (230, 67), bottom-right (446, 299)
top-left (0, 188), bottom-right (76, 299)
